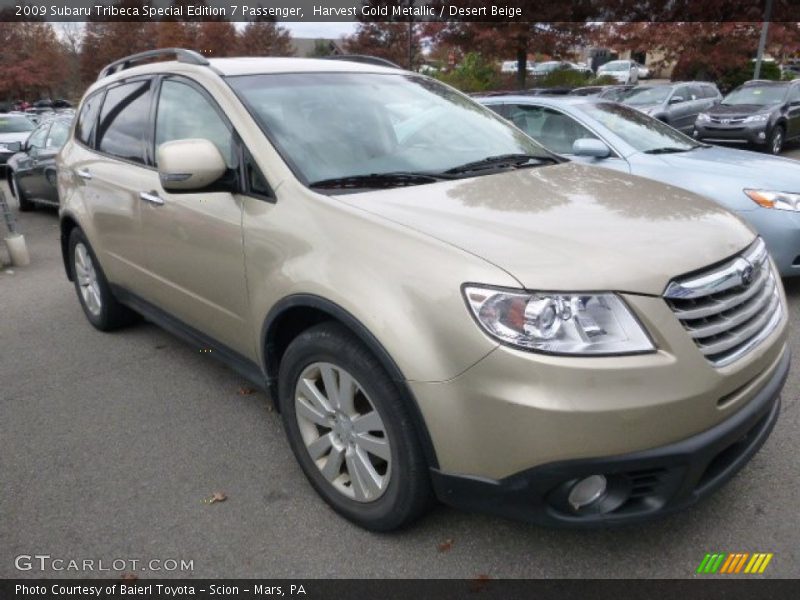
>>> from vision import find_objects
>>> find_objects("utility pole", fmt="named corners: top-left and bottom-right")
top-left (754, 0), bottom-right (774, 80)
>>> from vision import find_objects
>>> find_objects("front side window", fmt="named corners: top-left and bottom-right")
top-left (228, 72), bottom-right (551, 187)
top-left (26, 124), bottom-right (49, 151)
top-left (507, 105), bottom-right (597, 154)
top-left (47, 121), bottom-right (70, 148)
top-left (96, 80), bottom-right (152, 164)
top-left (155, 79), bottom-right (236, 168)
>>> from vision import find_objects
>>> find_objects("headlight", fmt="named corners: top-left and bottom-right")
top-left (463, 286), bottom-right (655, 355)
top-left (744, 113), bottom-right (769, 123)
top-left (0, 144), bottom-right (10, 152)
top-left (744, 189), bottom-right (800, 211)
top-left (697, 113), bottom-right (710, 122)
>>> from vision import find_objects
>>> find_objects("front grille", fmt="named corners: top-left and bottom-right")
top-left (664, 239), bottom-right (782, 367)
top-left (709, 116), bottom-right (746, 125)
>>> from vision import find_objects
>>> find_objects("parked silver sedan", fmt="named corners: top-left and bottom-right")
top-left (479, 95), bottom-right (800, 276)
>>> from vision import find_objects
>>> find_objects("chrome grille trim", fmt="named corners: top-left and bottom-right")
top-left (664, 238), bottom-right (782, 367)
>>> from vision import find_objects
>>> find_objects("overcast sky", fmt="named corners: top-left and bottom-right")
top-left (282, 22), bottom-right (357, 38)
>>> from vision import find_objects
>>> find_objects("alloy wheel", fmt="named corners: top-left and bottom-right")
top-left (294, 362), bottom-right (391, 502)
top-left (772, 130), bottom-right (784, 154)
top-left (74, 242), bottom-right (102, 316)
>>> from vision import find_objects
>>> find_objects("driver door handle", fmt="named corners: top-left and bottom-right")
top-left (139, 191), bottom-right (164, 206)
top-left (75, 168), bottom-right (92, 180)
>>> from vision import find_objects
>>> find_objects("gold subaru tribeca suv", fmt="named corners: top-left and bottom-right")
top-left (57, 49), bottom-right (790, 530)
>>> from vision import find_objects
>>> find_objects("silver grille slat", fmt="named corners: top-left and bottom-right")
top-left (664, 238), bottom-right (782, 367)
top-left (694, 292), bottom-right (779, 356)
top-left (670, 265), bottom-right (769, 320)
top-left (684, 274), bottom-right (776, 339)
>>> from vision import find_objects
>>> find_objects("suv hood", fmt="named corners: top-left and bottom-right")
top-left (711, 103), bottom-right (778, 117)
top-left (338, 163), bottom-right (755, 295)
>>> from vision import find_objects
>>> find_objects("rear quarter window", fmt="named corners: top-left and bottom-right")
top-left (75, 91), bottom-right (103, 147)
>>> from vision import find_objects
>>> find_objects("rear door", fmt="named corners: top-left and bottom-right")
top-left (39, 119), bottom-right (70, 204)
top-left (667, 85), bottom-right (694, 132)
top-left (137, 75), bottom-right (251, 355)
top-left (75, 79), bottom-right (153, 289)
top-left (786, 84), bottom-right (800, 138)
top-left (15, 123), bottom-right (50, 199)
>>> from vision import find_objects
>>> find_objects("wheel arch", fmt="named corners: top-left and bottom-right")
top-left (59, 213), bottom-right (81, 281)
top-left (261, 294), bottom-right (440, 469)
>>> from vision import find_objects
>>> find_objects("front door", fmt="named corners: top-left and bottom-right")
top-left (138, 76), bottom-right (251, 356)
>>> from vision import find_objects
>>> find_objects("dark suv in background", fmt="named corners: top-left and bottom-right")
top-left (695, 80), bottom-right (800, 154)
top-left (621, 82), bottom-right (722, 133)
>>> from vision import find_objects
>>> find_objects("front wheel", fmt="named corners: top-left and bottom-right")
top-left (69, 228), bottom-right (138, 331)
top-left (768, 125), bottom-right (785, 155)
top-left (278, 322), bottom-right (433, 531)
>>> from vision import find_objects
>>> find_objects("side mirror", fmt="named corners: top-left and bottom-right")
top-left (572, 138), bottom-right (611, 158)
top-left (669, 96), bottom-right (685, 104)
top-left (4, 141), bottom-right (21, 153)
top-left (157, 139), bottom-right (227, 192)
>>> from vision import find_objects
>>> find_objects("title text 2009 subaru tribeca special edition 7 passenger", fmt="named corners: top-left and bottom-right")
top-left (57, 49), bottom-right (789, 531)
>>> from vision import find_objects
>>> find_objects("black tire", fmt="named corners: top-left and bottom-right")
top-left (11, 173), bottom-right (35, 212)
top-left (68, 227), bottom-right (138, 331)
top-left (768, 125), bottom-right (785, 155)
top-left (278, 322), bottom-right (433, 531)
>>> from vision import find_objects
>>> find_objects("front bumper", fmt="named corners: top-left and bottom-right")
top-left (430, 348), bottom-right (789, 526)
top-left (741, 208), bottom-right (800, 277)
top-left (694, 122), bottom-right (769, 145)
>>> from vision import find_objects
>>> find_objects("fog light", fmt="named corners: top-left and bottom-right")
top-left (758, 132), bottom-right (766, 139)
top-left (568, 474), bottom-right (607, 511)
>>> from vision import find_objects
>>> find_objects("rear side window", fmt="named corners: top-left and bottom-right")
top-left (75, 92), bottom-right (102, 146)
top-left (47, 121), bottom-right (70, 148)
top-left (96, 80), bottom-right (152, 164)
top-left (702, 85), bottom-right (720, 99)
top-left (155, 79), bottom-right (236, 168)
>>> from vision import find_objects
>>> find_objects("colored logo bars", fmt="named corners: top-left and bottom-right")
top-left (697, 553), bottom-right (773, 574)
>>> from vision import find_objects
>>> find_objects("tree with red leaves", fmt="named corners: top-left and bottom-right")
top-left (238, 20), bottom-right (294, 57)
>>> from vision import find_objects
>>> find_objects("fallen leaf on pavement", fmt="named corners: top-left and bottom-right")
top-left (203, 491), bottom-right (228, 504)
top-left (238, 386), bottom-right (255, 395)
top-left (437, 539), bottom-right (454, 553)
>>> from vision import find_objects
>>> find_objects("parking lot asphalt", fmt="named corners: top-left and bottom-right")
top-left (1, 178), bottom-right (798, 579)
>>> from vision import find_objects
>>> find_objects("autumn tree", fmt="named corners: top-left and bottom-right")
top-left (195, 21), bottom-right (239, 57)
top-left (587, 22), bottom-right (800, 89)
top-left (344, 22), bottom-right (422, 69)
top-left (238, 20), bottom-right (293, 56)
top-left (429, 21), bottom-right (589, 88)
top-left (0, 22), bottom-right (70, 100)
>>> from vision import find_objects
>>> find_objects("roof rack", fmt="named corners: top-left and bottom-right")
top-left (322, 55), bottom-right (403, 69)
top-left (98, 48), bottom-right (209, 80)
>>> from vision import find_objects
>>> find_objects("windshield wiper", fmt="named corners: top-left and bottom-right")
top-left (442, 153), bottom-right (559, 176)
top-left (643, 146), bottom-right (694, 154)
top-left (309, 172), bottom-right (448, 190)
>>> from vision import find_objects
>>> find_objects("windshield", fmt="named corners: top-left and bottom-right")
top-left (621, 86), bottom-right (672, 105)
top-left (0, 116), bottom-right (35, 134)
top-left (533, 62), bottom-right (560, 73)
top-left (578, 102), bottom-right (700, 153)
top-left (228, 72), bottom-right (552, 187)
top-left (600, 61), bottom-right (628, 72)
top-left (723, 85), bottom-right (787, 106)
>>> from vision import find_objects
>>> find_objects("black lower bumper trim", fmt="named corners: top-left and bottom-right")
top-left (431, 349), bottom-right (790, 527)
